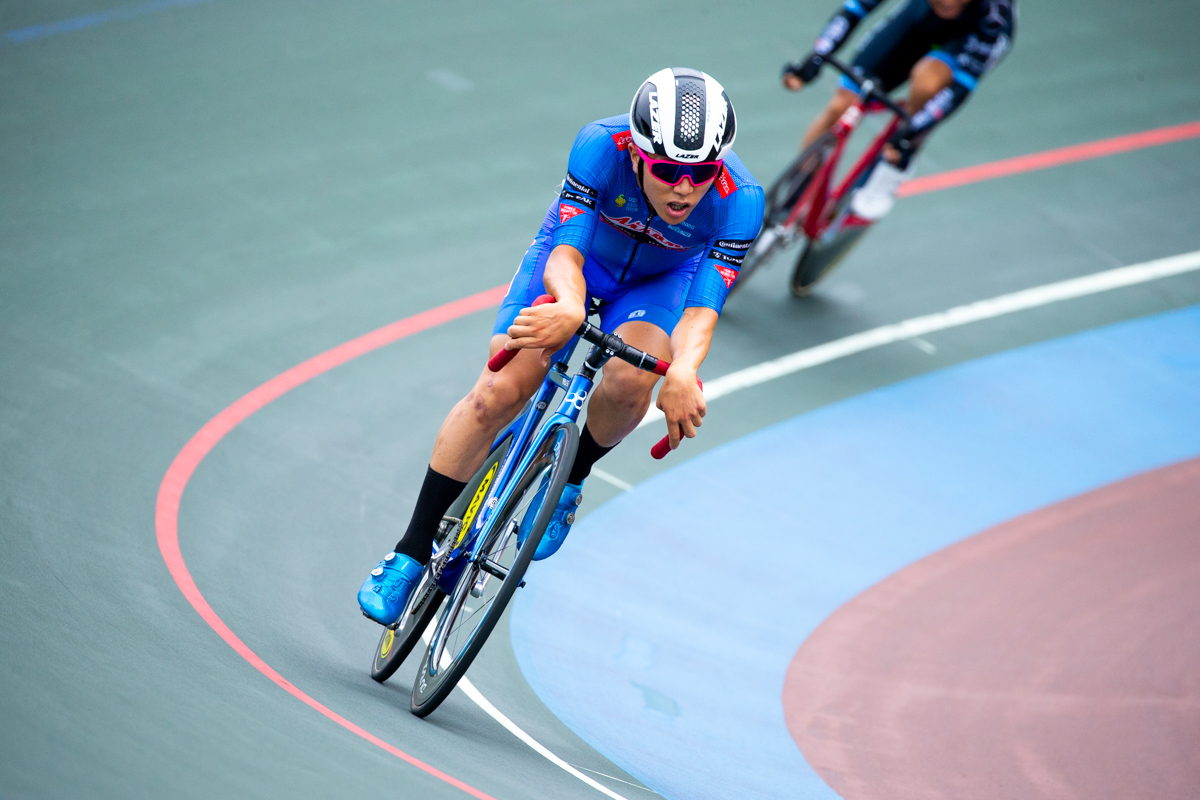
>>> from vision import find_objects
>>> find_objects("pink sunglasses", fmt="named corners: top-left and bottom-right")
top-left (636, 147), bottom-right (724, 187)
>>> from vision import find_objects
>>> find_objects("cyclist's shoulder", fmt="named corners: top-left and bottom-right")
top-left (567, 115), bottom-right (633, 186)
top-left (712, 152), bottom-right (765, 209)
top-left (570, 115), bottom-right (634, 158)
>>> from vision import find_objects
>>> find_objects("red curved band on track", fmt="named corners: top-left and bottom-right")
top-left (155, 285), bottom-right (507, 799)
top-left (152, 120), bottom-right (1198, 796)
top-left (784, 459), bottom-right (1200, 800)
top-left (898, 120), bottom-right (1200, 197)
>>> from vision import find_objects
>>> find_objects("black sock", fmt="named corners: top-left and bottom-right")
top-left (394, 465), bottom-right (468, 564)
top-left (567, 424), bottom-right (616, 486)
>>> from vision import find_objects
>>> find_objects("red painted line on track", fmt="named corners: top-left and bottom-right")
top-left (153, 118), bottom-right (1198, 794)
top-left (155, 284), bottom-right (507, 799)
top-left (899, 120), bottom-right (1200, 197)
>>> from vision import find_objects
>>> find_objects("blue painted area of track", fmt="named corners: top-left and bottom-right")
top-left (2, 0), bottom-right (213, 45)
top-left (510, 306), bottom-right (1200, 800)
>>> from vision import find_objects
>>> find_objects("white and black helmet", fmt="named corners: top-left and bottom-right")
top-left (629, 68), bottom-right (736, 163)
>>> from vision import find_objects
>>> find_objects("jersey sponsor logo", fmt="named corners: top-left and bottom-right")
top-left (716, 238), bottom-right (754, 251)
top-left (715, 166), bottom-right (738, 199)
top-left (612, 130), bottom-right (633, 150)
top-left (628, 309), bottom-right (646, 319)
top-left (708, 248), bottom-right (745, 266)
top-left (615, 194), bottom-right (627, 207)
top-left (714, 264), bottom-right (738, 289)
top-left (559, 203), bottom-right (587, 224)
top-left (564, 171), bottom-right (598, 197)
top-left (600, 212), bottom-right (689, 250)
top-left (649, 91), bottom-right (662, 144)
top-left (560, 188), bottom-right (596, 210)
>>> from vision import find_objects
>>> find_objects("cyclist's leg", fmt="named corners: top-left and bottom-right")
top-left (526, 263), bottom-right (688, 560)
top-left (395, 241), bottom-right (556, 560)
top-left (585, 265), bottom-right (688, 449)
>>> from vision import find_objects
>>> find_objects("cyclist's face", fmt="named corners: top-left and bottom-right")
top-left (628, 149), bottom-right (715, 226)
top-left (928, 0), bottom-right (971, 19)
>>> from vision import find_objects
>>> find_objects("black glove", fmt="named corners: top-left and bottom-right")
top-left (885, 123), bottom-right (918, 168)
top-left (783, 53), bottom-right (823, 85)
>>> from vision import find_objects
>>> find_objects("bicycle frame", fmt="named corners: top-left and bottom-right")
top-left (788, 101), bottom-right (905, 240)
top-left (437, 331), bottom-right (595, 592)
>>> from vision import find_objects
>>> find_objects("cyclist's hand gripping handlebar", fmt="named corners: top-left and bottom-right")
top-left (487, 296), bottom-right (698, 459)
top-left (487, 294), bottom-right (557, 372)
top-left (650, 376), bottom-right (703, 460)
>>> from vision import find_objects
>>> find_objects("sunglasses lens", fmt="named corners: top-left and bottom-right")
top-left (689, 163), bottom-right (722, 184)
top-left (648, 162), bottom-right (685, 184)
top-left (648, 161), bottom-right (721, 185)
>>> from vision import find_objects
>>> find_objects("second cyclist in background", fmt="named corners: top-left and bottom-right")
top-left (784, 0), bottom-right (1016, 220)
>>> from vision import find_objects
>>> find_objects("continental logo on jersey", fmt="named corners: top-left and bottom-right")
top-left (611, 130), bottom-right (633, 151)
top-left (716, 238), bottom-right (754, 252)
top-left (600, 212), bottom-right (687, 250)
top-left (560, 188), bottom-right (596, 210)
top-left (559, 203), bottom-right (587, 224)
top-left (714, 264), bottom-right (738, 288)
top-left (564, 171), bottom-right (598, 198)
top-left (708, 248), bottom-right (745, 267)
top-left (715, 166), bottom-right (738, 199)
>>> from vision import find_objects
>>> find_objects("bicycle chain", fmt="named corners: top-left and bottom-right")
top-left (407, 516), bottom-right (460, 619)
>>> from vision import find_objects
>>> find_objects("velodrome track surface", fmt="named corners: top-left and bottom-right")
top-left (2, 1), bottom-right (1199, 798)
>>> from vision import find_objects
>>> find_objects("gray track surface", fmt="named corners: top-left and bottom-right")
top-left (2, 1), bottom-right (1198, 798)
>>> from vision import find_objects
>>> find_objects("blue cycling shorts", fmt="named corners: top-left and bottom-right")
top-left (493, 208), bottom-right (698, 339)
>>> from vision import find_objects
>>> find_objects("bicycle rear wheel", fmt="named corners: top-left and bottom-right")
top-left (732, 134), bottom-right (834, 294)
top-left (370, 435), bottom-right (513, 683)
top-left (409, 421), bottom-right (578, 717)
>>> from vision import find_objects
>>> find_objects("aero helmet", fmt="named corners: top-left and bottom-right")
top-left (629, 68), bottom-right (736, 163)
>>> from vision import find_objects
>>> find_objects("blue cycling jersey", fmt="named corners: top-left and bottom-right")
top-left (551, 115), bottom-right (764, 315)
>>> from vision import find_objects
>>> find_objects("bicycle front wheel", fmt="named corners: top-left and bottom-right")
top-left (409, 421), bottom-right (578, 717)
top-left (732, 135), bottom-right (835, 295)
top-left (790, 223), bottom-right (869, 296)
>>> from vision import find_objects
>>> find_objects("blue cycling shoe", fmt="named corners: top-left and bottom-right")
top-left (533, 482), bottom-right (583, 561)
top-left (358, 551), bottom-right (423, 626)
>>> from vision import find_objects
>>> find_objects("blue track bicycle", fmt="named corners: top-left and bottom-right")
top-left (368, 295), bottom-right (675, 717)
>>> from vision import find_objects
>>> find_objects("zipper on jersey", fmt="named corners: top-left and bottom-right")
top-left (619, 206), bottom-right (657, 284)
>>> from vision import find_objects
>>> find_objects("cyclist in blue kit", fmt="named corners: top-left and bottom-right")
top-left (358, 68), bottom-right (764, 625)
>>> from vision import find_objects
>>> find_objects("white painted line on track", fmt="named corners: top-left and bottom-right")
top-left (592, 468), bottom-right (634, 492)
top-left (639, 248), bottom-right (1200, 428)
top-left (420, 623), bottom-right (636, 799)
top-left (458, 678), bottom-right (634, 800)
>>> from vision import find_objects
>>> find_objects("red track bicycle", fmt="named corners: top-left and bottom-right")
top-left (736, 55), bottom-right (912, 296)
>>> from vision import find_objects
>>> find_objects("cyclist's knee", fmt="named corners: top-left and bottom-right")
top-left (596, 360), bottom-right (656, 417)
top-left (463, 351), bottom-right (543, 427)
top-left (908, 56), bottom-right (954, 110)
top-left (827, 88), bottom-right (859, 120)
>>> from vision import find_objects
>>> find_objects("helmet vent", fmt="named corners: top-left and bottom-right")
top-left (674, 77), bottom-right (705, 150)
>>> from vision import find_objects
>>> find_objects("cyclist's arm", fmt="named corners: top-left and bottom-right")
top-left (813, 0), bottom-right (881, 57)
top-left (657, 306), bottom-right (717, 448)
top-left (656, 175), bottom-right (764, 448)
top-left (506, 244), bottom-right (586, 352)
top-left (785, 0), bottom-right (882, 85)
